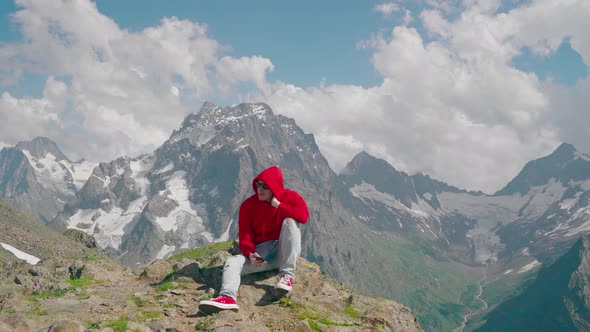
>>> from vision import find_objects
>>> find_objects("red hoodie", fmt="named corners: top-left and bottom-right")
top-left (238, 166), bottom-right (309, 257)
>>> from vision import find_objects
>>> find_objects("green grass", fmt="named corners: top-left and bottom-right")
top-left (464, 271), bottom-right (537, 331)
top-left (86, 322), bottom-right (101, 330)
top-left (343, 304), bottom-right (362, 318)
top-left (318, 318), bottom-right (357, 327)
top-left (297, 309), bottom-right (321, 320)
top-left (106, 317), bottom-right (128, 332)
top-left (157, 281), bottom-right (178, 292)
top-left (168, 240), bottom-right (233, 262)
top-left (278, 297), bottom-right (302, 309)
top-left (67, 277), bottom-right (94, 288)
top-left (349, 231), bottom-right (481, 332)
top-left (130, 296), bottom-right (148, 307)
top-left (26, 288), bottom-right (68, 301)
top-left (308, 319), bottom-right (322, 332)
top-left (139, 310), bottom-right (161, 320)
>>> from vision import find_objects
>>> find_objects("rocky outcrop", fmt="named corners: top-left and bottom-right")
top-left (0, 242), bottom-right (422, 331)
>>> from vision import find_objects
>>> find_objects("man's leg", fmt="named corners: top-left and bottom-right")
top-left (219, 240), bottom-right (278, 299)
top-left (276, 218), bottom-right (302, 278)
top-left (218, 255), bottom-right (246, 300)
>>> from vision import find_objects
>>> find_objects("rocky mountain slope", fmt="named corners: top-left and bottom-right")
top-left (473, 234), bottom-right (590, 331)
top-left (9, 102), bottom-right (589, 331)
top-left (44, 102), bottom-right (480, 330)
top-left (0, 200), bottom-right (421, 331)
top-left (0, 137), bottom-right (96, 223)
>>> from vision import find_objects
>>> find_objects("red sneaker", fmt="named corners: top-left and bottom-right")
top-left (275, 274), bottom-right (293, 292)
top-left (198, 295), bottom-right (239, 314)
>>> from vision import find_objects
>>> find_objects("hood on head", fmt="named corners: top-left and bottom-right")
top-left (253, 166), bottom-right (284, 200)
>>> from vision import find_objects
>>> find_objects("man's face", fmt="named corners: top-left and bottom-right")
top-left (256, 180), bottom-right (273, 202)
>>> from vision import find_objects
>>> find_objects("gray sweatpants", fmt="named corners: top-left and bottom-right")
top-left (219, 218), bottom-right (302, 300)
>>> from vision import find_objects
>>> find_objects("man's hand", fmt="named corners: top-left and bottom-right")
top-left (249, 252), bottom-right (266, 267)
top-left (271, 196), bottom-right (281, 208)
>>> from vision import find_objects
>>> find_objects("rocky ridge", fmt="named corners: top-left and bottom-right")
top-left (0, 242), bottom-right (422, 331)
top-left (1, 198), bottom-right (421, 331)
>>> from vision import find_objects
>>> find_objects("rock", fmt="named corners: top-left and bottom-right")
top-left (67, 260), bottom-right (85, 280)
top-left (139, 259), bottom-right (173, 282)
top-left (126, 321), bottom-right (151, 332)
top-left (0, 321), bottom-right (13, 332)
top-left (148, 318), bottom-right (184, 332)
top-left (62, 229), bottom-right (97, 248)
top-left (292, 320), bottom-right (312, 332)
top-left (46, 320), bottom-right (85, 332)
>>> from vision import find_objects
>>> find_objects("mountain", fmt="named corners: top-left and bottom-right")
top-left (45, 103), bottom-right (480, 331)
top-left (39, 101), bottom-right (590, 331)
top-left (0, 137), bottom-right (96, 223)
top-left (0, 201), bottom-right (422, 332)
top-left (496, 143), bottom-right (590, 196)
top-left (332, 143), bottom-right (590, 330)
top-left (474, 234), bottom-right (590, 331)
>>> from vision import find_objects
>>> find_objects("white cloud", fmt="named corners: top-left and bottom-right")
top-left (1, 0), bottom-right (589, 194)
top-left (374, 3), bottom-right (401, 18)
top-left (0, 0), bottom-right (274, 162)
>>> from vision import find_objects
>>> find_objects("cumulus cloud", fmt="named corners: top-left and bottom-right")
top-left (0, 0), bottom-right (274, 161)
top-left (1, 0), bottom-right (589, 194)
top-left (268, 0), bottom-right (589, 193)
top-left (374, 3), bottom-right (401, 18)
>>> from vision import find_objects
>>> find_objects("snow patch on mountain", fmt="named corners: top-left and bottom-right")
top-left (153, 162), bottom-right (173, 175)
top-left (517, 260), bottom-right (541, 273)
top-left (130, 156), bottom-right (153, 193)
top-left (21, 150), bottom-right (71, 193)
top-left (156, 245), bottom-right (176, 260)
top-left (156, 171), bottom-right (203, 232)
top-left (575, 150), bottom-right (590, 161)
top-left (0, 242), bottom-right (41, 265)
top-left (350, 182), bottom-right (431, 218)
top-left (64, 160), bottom-right (97, 190)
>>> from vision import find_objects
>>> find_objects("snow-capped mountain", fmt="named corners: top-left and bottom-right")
top-left (0, 137), bottom-right (96, 223)
top-left (51, 102), bottom-right (337, 268)
top-left (340, 143), bottom-right (590, 270)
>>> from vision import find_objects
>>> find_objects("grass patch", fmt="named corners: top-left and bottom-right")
top-left (130, 296), bottom-right (148, 307)
top-left (318, 318), bottom-right (357, 327)
top-left (308, 319), bottom-right (322, 332)
top-left (168, 241), bottom-right (233, 262)
top-left (26, 288), bottom-right (68, 301)
top-left (27, 303), bottom-right (48, 317)
top-left (157, 281), bottom-right (178, 292)
top-left (67, 277), bottom-right (94, 288)
top-left (278, 297), bottom-right (302, 309)
top-left (297, 309), bottom-right (321, 320)
top-left (77, 294), bottom-right (91, 300)
top-left (139, 310), bottom-right (161, 320)
top-left (343, 305), bottom-right (362, 318)
top-left (106, 317), bottom-right (128, 332)
top-left (86, 322), bottom-right (101, 330)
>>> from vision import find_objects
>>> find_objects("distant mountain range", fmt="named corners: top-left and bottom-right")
top-left (475, 234), bottom-right (590, 331)
top-left (2, 102), bottom-right (590, 331)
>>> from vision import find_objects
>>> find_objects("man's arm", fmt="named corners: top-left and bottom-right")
top-left (238, 202), bottom-right (255, 257)
top-left (275, 190), bottom-right (309, 224)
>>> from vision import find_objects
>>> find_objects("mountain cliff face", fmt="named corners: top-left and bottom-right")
top-left (0, 137), bottom-right (96, 223)
top-left (475, 234), bottom-right (590, 331)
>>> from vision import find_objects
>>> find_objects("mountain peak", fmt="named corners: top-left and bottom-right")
top-left (495, 143), bottom-right (590, 196)
top-left (168, 102), bottom-right (274, 146)
top-left (15, 137), bottom-right (70, 162)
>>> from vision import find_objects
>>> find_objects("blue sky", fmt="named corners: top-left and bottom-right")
top-left (1, 0), bottom-right (589, 193)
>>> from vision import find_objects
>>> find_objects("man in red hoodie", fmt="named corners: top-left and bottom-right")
top-left (198, 165), bottom-right (309, 313)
